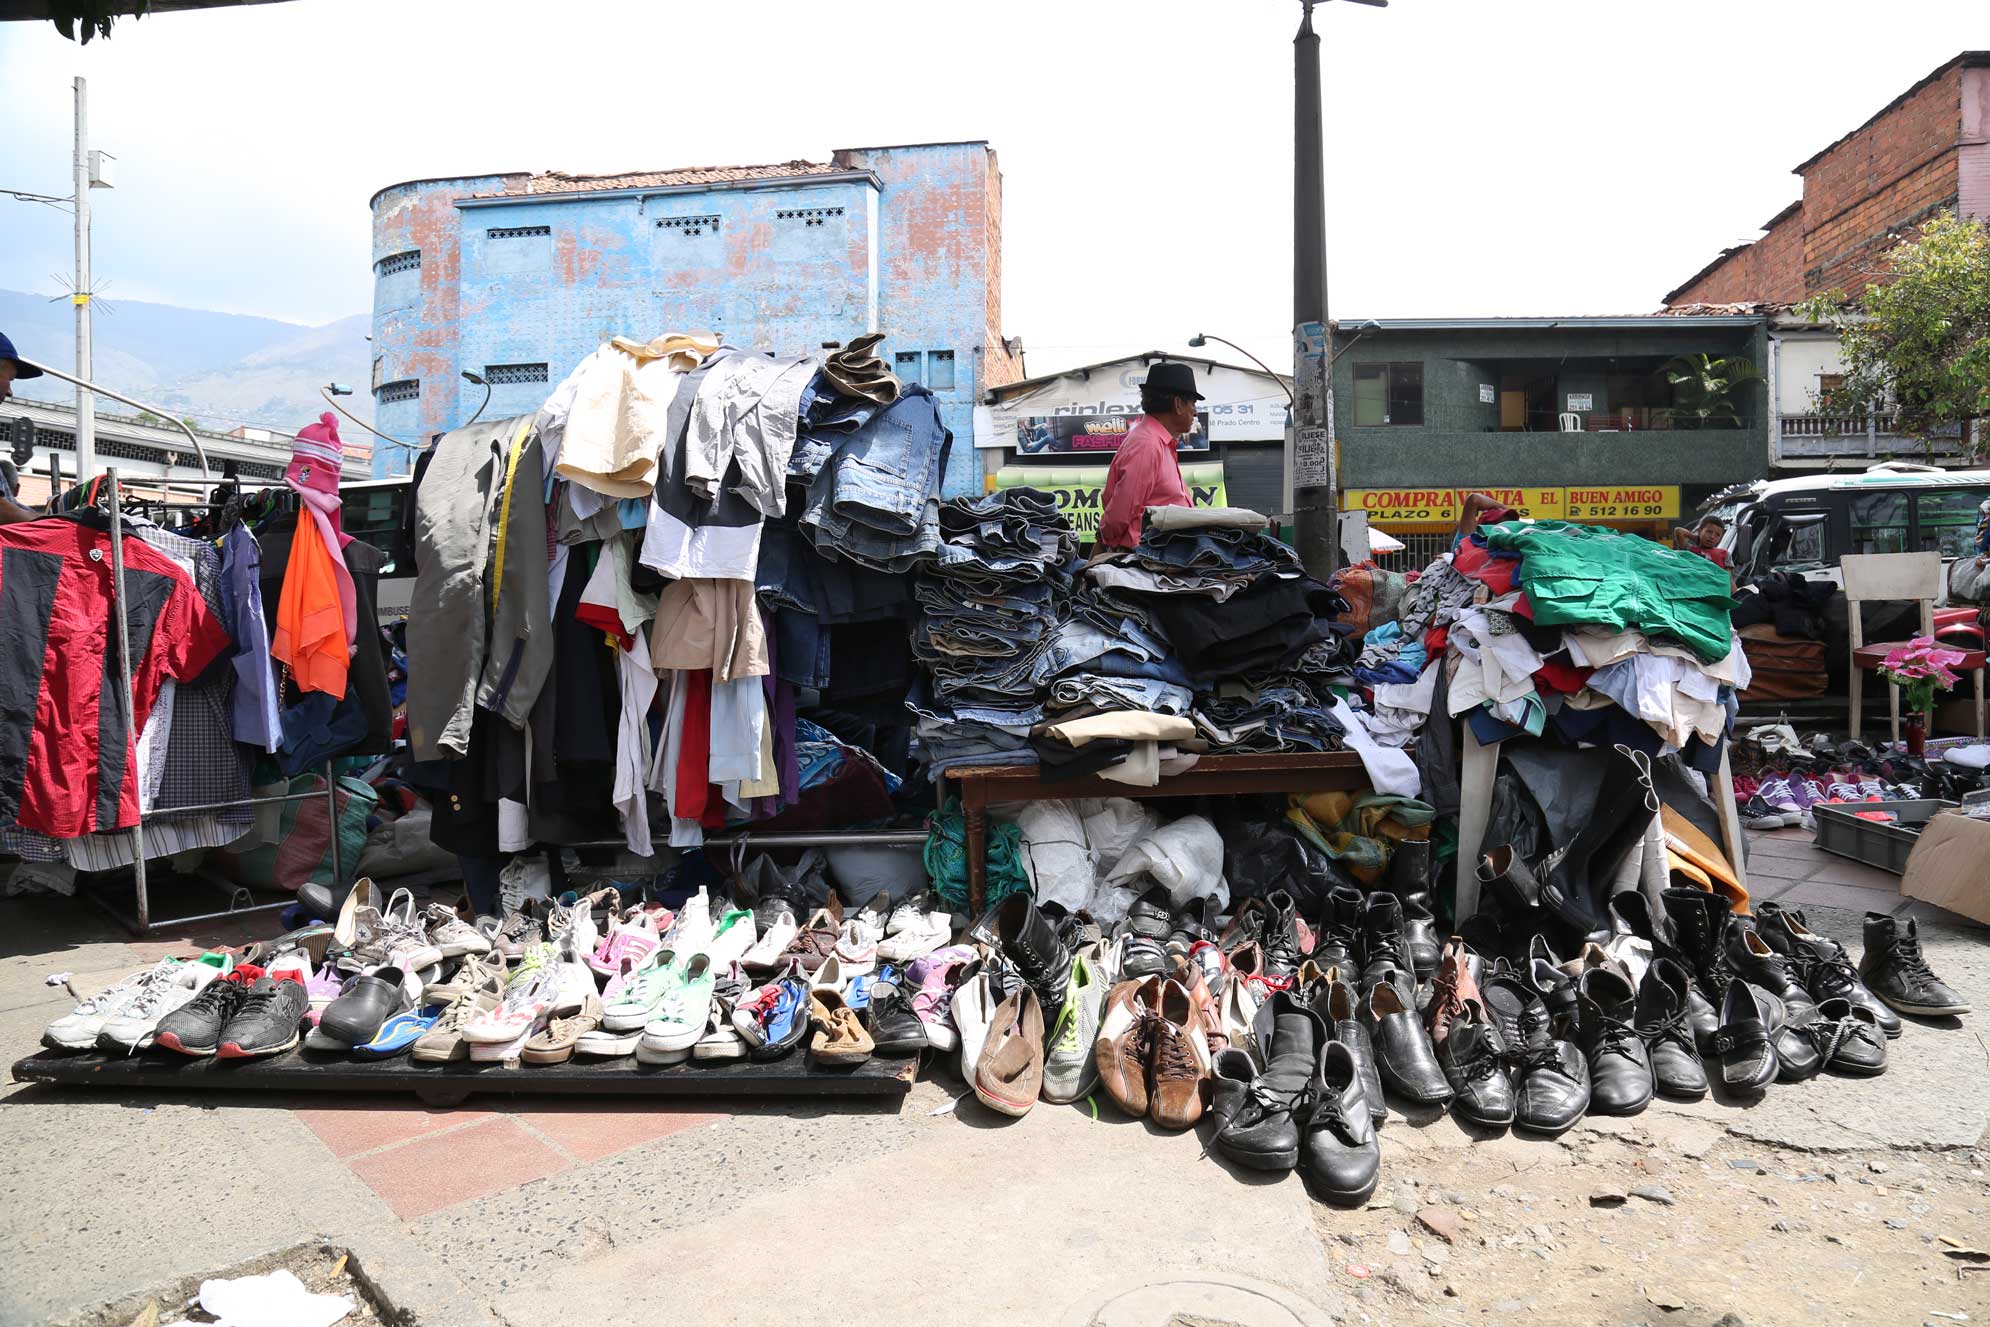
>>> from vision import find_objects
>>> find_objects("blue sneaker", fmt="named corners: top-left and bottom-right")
top-left (753, 975), bottom-right (811, 1061)
top-left (846, 964), bottom-right (900, 1010)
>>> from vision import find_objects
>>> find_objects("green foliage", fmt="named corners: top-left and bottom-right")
top-left (1660, 353), bottom-right (1763, 429)
top-left (1799, 211), bottom-right (1990, 459)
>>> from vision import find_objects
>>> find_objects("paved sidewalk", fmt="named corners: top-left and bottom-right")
top-left (1, 829), bottom-right (1983, 1326)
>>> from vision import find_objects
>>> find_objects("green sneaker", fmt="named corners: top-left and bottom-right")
top-left (1041, 954), bottom-right (1104, 1104)
top-left (600, 951), bottom-right (681, 1032)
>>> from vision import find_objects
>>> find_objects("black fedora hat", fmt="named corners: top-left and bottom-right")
top-left (1145, 361), bottom-right (1204, 401)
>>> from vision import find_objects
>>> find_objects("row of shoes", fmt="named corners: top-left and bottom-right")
top-left (1735, 771), bottom-right (1923, 831)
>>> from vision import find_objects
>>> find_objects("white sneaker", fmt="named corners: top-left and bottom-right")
top-left (740, 907), bottom-right (797, 973)
top-left (462, 968), bottom-right (555, 1045)
top-left (550, 947), bottom-right (597, 1017)
top-left (833, 921), bottom-right (878, 976)
top-left (811, 955), bottom-right (853, 993)
top-left (424, 902), bottom-right (493, 959)
top-left (701, 909), bottom-right (757, 968)
top-left (97, 960), bottom-right (226, 1051)
top-left (43, 959), bottom-right (188, 1050)
top-left (877, 901), bottom-right (951, 963)
top-left (669, 888), bottom-right (714, 958)
top-left (952, 963), bottom-right (1000, 1080)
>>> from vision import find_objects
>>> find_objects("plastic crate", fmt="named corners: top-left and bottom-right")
top-left (1810, 799), bottom-right (1959, 875)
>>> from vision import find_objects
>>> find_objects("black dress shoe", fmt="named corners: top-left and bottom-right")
top-left (1260, 890), bottom-right (1303, 986)
top-left (863, 980), bottom-right (929, 1056)
top-left (1208, 1047), bottom-right (1264, 1137)
top-left (1310, 977), bottom-right (1387, 1126)
top-left (1360, 980), bottom-right (1453, 1106)
top-left (1727, 922), bottom-right (1816, 1015)
top-left (1859, 914), bottom-right (1970, 1017)
top-left (1524, 958), bottom-right (1581, 1042)
top-left (1300, 1041), bottom-right (1381, 1206)
top-left (1360, 894), bottom-right (1418, 1009)
top-left (1577, 969), bottom-right (1653, 1116)
top-left (1310, 886), bottom-right (1366, 973)
top-left (1481, 969), bottom-right (1589, 1134)
top-left (1436, 999), bottom-right (1517, 1128)
top-left (1634, 957), bottom-right (1708, 1099)
top-left (1714, 980), bottom-right (1778, 1092)
top-left (1399, 898), bottom-right (1441, 982)
top-left (1754, 903), bottom-right (1901, 1037)
top-left (1754, 985), bottom-right (1824, 1082)
top-left (1812, 998), bottom-right (1888, 1076)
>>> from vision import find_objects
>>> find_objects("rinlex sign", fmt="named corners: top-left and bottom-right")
top-left (995, 462), bottom-right (1228, 540)
top-left (1344, 486), bottom-right (1680, 525)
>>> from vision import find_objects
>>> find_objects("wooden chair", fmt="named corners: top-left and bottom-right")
top-left (1842, 552), bottom-right (1988, 741)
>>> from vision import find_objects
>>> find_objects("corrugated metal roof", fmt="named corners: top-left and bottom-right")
top-left (502, 160), bottom-right (844, 196)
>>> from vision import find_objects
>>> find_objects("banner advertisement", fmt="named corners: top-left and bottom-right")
top-left (1013, 411), bottom-right (1213, 456)
top-left (1343, 485), bottom-right (1678, 526)
top-left (995, 462), bottom-right (1228, 540)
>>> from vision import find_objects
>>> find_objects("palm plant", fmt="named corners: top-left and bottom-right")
top-left (1661, 354), bottom-right (1763, 429)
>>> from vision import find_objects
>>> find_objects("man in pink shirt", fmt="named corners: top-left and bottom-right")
top-left (1097, 361), bottom-right (1201, 550)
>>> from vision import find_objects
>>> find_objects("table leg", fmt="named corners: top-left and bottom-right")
top-left (964, 783), bottom-right (988, 916)
top-left (1454, 727), bottom-right (1500, 923)
top-left (1715, 747), bottom-right (1751, 910)
top-left (1975, 668), bottom-right (1985, 740)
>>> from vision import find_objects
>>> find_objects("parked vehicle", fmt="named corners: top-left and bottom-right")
top-left (340, 476), bottom-right (415, 617)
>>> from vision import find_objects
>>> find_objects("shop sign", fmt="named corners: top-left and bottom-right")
top-left (1344, 485), bottom-right (1679, 525)
top-left (1566, 393), bottom-right (1594, 411)
top-left (1478, 383), bottom-right (1496, 404)
top-left (995, 462), bottom-right (1228, 540)
top-left (1013, 411), bottom-right (1213, 455)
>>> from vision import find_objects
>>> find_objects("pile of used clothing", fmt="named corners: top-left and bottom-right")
top-left (909, 489), bottom-right (1079, 778)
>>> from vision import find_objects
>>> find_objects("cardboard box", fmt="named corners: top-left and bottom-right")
top-left (1900, 811), bottom-right (1990, 925)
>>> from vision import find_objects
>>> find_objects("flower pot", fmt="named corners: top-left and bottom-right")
top-left (1905, 716), bottom-right (1927, 759)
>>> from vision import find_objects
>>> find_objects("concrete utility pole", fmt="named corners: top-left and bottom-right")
top-left (73, 76), bottom-right (94, 478)
top-left (1291, 0), bottom-right (1382, 578)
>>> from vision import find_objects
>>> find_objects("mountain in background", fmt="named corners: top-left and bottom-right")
top-left (0, 289), bottom-right (372, 432)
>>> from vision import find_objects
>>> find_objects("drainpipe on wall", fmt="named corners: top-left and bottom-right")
top-left (1765, 330), bottom-right (1780, 471)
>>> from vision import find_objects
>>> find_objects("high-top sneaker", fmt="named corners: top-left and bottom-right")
top-left (1858, 914), bottom-right (1970, 1017)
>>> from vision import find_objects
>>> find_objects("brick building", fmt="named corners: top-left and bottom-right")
top-left (1664, 50), bottom-right (1990, 307)
top-left (366, 143), bottom-right (1022, 491)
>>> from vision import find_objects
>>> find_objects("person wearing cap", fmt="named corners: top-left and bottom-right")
top-left (0, 332), bottom-right (46, 524)
top-left (1096, 360), bottom-right (1203, 551)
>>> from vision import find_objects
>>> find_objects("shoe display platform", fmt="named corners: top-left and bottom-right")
top-left (10, 1046), bottom-right (918, 1107)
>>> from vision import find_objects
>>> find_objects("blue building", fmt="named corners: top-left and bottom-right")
top-left (366, 141), bottom-right (1022, 490)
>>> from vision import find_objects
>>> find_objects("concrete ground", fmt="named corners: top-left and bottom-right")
top-left (1, 831), bottom-right (1985, 1327)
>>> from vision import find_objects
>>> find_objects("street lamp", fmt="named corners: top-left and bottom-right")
top-left (319, 382), bottom-right (413, 456)
top-left (460, 369), bottom-right (492, 427)
top-left (1187, 334), bottom-right (1295, 405)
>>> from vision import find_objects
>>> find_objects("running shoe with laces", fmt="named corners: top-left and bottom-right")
top-left (96, 956), bottom-right (231, 1052)
top-left (490, 904), bottom-right (546, 962)
top-left (688, 965), bottom-right (752, 1062)
top-left (588, 904), bottom-right (662, 977)
top-left (153, 965), bottom-right (264, 1055)
top-left (214, 971), bottom-right (311, 1058)
top-left (423, 902), bottom-right (493, 959)
top-left (413, 985), bottom-right (502, 1063)
top-left (464, 967), bottom-right (558, 1050)
top-left (1040, 955), bottom-right (1104, 1103)
top-left (43, 957), bottom-right (197, 1051)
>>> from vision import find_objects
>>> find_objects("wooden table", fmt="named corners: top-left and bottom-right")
top-left (1851, 641), bottom-right (1987, 742)
top-left (944, 751), bottom-right (1368, 911)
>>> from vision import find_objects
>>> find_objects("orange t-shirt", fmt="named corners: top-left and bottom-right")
top-left (271, 510), bottom-right (350, 697)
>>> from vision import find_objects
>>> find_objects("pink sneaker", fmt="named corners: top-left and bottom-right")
top-left (304, 962), bottom-right (348, 1012)
top-left (589, 908), bottom-right (662, 977)
top-left (906, 945), bottom-right (974, 1051)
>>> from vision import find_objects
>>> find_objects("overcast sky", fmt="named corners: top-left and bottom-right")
top-left (0, 0), bottom-right (1984, 379)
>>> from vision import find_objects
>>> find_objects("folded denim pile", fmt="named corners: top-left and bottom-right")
top-left (910, 488), bottom-right (1081, 778)
top-left (1077, 509), bottom-right (1352, 760)
top-left (799, 384), bottom-right (954, 573)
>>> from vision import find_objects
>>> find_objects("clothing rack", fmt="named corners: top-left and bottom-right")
top-left (89, 468), bottom-right (346, 935)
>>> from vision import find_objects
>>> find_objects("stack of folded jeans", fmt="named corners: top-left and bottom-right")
top-left (1086, 510), bottom-right (1351, 754)
top-left (910, 488), bottom-right (1079, 778)
top-left (787, 336), bottom-right (901, 484)
top-left (801, 385), bottom-right (952, 572)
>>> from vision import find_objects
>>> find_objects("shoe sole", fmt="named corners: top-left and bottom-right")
top-left (411, 1045), bottom-right (469, 1063)
top-left (574, 1032), bottom-right (642, 1056)
top-left (215, 1031), bottom-right (300, 1059)
top-left (151, 1030), bottom-right (218, 1056)
top-left (692, 1043), bottom-right (746, 1061)
top-left (1826, 1058), bottom-right (1888, 1077)
top-left (1873, 995), bottom-right (1971, 1016)
top-left (41, 1032), bottom-right (102, 1052)
top-left (1299, 1167), bottom-right (1380, 1208)
top-left (520, 1044), bottom-right (578, 1065)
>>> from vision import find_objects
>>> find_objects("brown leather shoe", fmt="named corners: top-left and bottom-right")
top-left (783, 898), bottom-right (845, 975)
top-left (1094, 976), bottom-right (1162, 1117)
top-left (1149, 977), bottom-right (1213, 1130)
top-left (974, 986), bottom-right (1044, 1117)
top-left (1427, 936), bottom-right (1483, 1043)
top-left (1167, 954), bottom-right (1224, 1056)
top-left (807, 988), bottom-right (874, 1066)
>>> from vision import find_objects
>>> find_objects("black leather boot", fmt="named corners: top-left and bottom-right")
top-left (1662, 886), bottom-right (1732, 1054)
top-left (1477, 844), bottom-right (1542, 912)
top-left (1359, 894), bottom-right (1417, 1009)
top-left (1540, 745), bottom-right (1659, 935)
top-left (1311, 886), bottom-right (1366, 974)
top-left (1755, 902), bottom-right (1901, 1036)
top-left (986, 893), bottom-right (1073, 1027)
top-left (1389, 838), bottom-right (1435, 909)
top-left (1726, 922), bottom-right (1817, 1015)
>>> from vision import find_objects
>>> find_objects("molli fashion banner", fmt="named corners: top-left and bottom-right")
top-left (995, 462), bottom-right (1228, 540)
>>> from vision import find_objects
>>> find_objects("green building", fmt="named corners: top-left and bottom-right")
top-left (1332, 314), bottom-right (1769, 551)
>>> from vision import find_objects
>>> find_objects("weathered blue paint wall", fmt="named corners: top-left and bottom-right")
top-left (367, 144), bottom-right (1019, 489)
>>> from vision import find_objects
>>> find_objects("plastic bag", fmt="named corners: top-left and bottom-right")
top-left (1102, 813), bottom-right (1228, 912)
top-left (1075, 797), bottom-right (1164, 879)
top-left (1220, 812), bottom-right (1361, 914)
top-left (997, 799), bottom-right (1095, 914)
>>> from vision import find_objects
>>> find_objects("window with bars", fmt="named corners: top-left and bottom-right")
top-left (484, 363), bottom-right (549, 385)
top-left (657, 215), bottom-right (721, 237)
top-left (376, 379), bottom-right (420, 403)
top-left (376, 250), bottom-right (421, 276)
top-left (487, 225), bottom-right (550, 240)
top-left (776, 207), bottom-right (844, 227)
